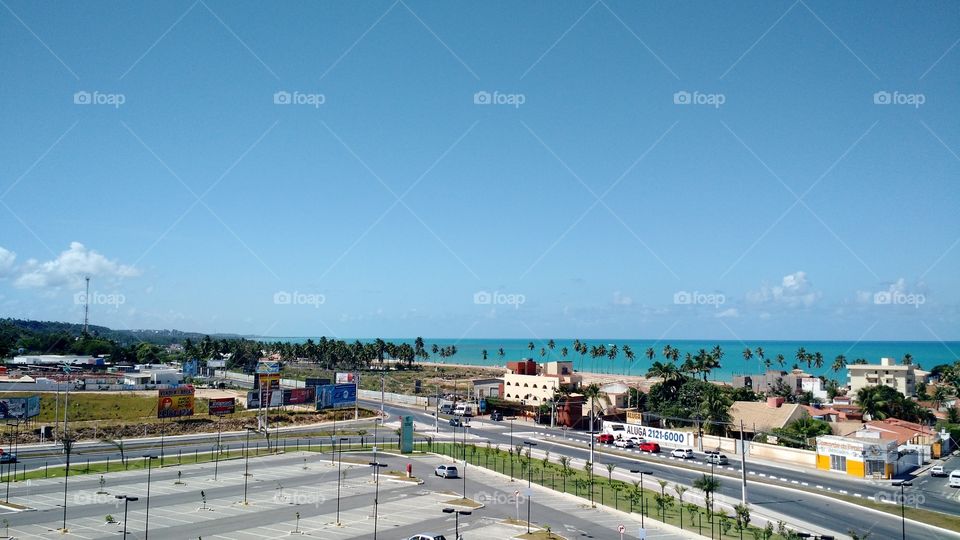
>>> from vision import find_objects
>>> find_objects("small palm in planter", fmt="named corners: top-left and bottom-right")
top-left (105, 515), bottom-right (117, 524)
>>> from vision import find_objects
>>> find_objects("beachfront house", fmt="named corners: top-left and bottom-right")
top-left (847, 357), bottom-right (928, 397)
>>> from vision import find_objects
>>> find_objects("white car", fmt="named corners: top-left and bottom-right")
top-left (406, 535), bottom-right (448, 540)
top-left (671, 448), bottom-right (694, 459)
top-left (435, 465), bottom-right (459, 479)
top-left (614, 439), bottom-right (634, 449)
top-left (931, 465), bottom-right (946, 477)
top-left (626, 435), bottom-right (644, 445)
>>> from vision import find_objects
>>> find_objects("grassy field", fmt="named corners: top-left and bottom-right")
top-left (282, 364), bottom-right (501, 396)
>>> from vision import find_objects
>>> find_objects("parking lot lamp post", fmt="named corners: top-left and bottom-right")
top-left (143, 455), bottom-right (157, 539)
top-left (336, 437), bottom-right (348, 525)
top-left (442, 508), bottom-right (471, 539)
top-left (369, 460), bottom-right (387, 540)
top-left (509, 417), bottom-right (515, 481)
top-left (893, 481), bottom-right (912, 540)
top-left (114, 495), bottom-right (138, 537)
top-left (243, 427), bottom-right (257, 504)
top-left (524, 441), bottom-right (537, 533)
top-left (630, 469), bottom-right (653, 529)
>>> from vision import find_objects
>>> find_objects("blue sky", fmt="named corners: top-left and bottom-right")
top-left (0, 0), bottom-right (957, 341)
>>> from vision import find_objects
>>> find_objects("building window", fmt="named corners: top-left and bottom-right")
top-left (829, 455), bottom-right (847, 471)
top-left (866, 460), bottom-right (885, 476)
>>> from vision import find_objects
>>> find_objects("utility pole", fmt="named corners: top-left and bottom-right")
top-left (354, 371), bottom-right (359, 421)
top-left (82, 276), bottom-right (90, 334)
top-left (380, 373), bottom-right (385, 419)
top-left (739, 420), bottom-right (748, 504)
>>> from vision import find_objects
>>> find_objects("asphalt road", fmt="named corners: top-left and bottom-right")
top-left (377, 399), bottom-right (960, 540)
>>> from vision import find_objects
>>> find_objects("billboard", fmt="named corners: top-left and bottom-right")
top-left (208, 397), bottom-right (236, 416)
top-left (304, 377), bottom-right (330, 388)
top-left (246, 390), bottom-right (282, 409)
top-left (256, 360), bottom-right (280, 374)
top-left (283, 388), bottom-right (315, 405)
top-left (158, 386), bottom-right (195, 418)
top-left (256, 373), bottom-right (280, 390)
top-left (0, 396), bottom-right (41, 420)
top-left (335, 372), bottom-right (355, 384)
top-left (182, 359), bottom-right (199, 377)
top-left (602, 420), bottom-right (694, 447)
top-left (316, 383), bottom-right (357, 410)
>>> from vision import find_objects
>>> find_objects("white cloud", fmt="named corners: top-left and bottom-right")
top-left (14, 242), bottom-right (139, 289)
top-left (0, 247), bottom-right (15, 277)
top-left (747, 271), bottom-right (821, 307)
top-left (612, 291), bottom-right (633, 306)
top-left (715, 308), bottom-right (739, 318)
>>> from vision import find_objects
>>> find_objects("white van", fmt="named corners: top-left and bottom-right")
top-left (453, 403), bottom-right (476, 417)
top-left (948, 470), bottom-right (960, 487)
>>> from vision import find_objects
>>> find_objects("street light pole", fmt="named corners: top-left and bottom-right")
top-left (114, 495), bottom-right (138, 537)
top-left (336, 437), bottom-right (348, 525)
top-left (442, 508), bottom-right (472, 539)
top-left (243, 427), bottom-right (255, 505)
top-left (524, 441), bottom-right (537, 533)
top-left (509, 417), bottom-right (514, 481)
top-left (143, 455), bottom-right (157, 540)
top-left (630, 469), bottom-right (653, 530)
top-left (893, 480), bottom-right (912, 540)
top-left (369, 459), bottom-right (388, 540)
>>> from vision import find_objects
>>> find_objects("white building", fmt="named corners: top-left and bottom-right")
top-left (847, 357), bottom-right (927, 397)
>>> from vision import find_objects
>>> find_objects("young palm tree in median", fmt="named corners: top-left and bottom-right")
top-left (674, 485), bottom-right (688, 528)
top-left (693, 474), bottom-right (721, 537)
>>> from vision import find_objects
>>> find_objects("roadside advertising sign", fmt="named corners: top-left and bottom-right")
top-left (0, 396), bottom-right (41, 420)
top-left (283, 388), bottom-right (315, 405)
top-left (208, 397), bottom-right (236, 416)
top-left (256, 360), bottom-right (280, 374)
top-left (158, 385), bottom-right (195, 418)
top-left (335, 372), bottom-right (355, 384)
top-left (316, 383), bottom-right (357, 410)
top-left (304, 377), bottom-right (330, 388)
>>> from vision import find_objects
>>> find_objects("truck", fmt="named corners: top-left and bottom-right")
top-left (453, 402), bottom-right (477, 417)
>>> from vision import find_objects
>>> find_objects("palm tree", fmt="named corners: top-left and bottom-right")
top-left (527, 342), bottom-right (535, 352)
top-left (832, 354), bottom-right (847, 373)
top-left (560, 346), bottom-right (569, 359)
top-left (646, 361), bottom-right (681, 383)
top-left (583, 383), bottom-right (602, 436)
top-left (693, 474), bottom-right (721, 535)
top-left (742, 347), bottom-right (753, 366)
top-left (481, 349), bottom-right (488, 361)
top-left (795, 347), bottom-right (807, 367)
top-left (606, 462), bottom-right (616, 483)
top-left (776, 354), bottom-right (786, 368)
top-left (498, 348), bottom-right (505, 363)
top-left (623, 345), bottom-right (635, 368)
top-left (645, 347), bottom-right (656, 362)
top-left (547, 339), bottom-right (556, 354)
top-left (902, 353), bottom-right (914, 366)
top-left (699, 387), bottom-right (732, 436)
top-left (674, 485), bottom-right (688, 528)
top-left (608, 345), bottom-right (619, 374)
top-left (813, 352), bottom-right (824, 370)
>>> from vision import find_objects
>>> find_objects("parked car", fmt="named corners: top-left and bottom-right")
top-left (931, 465), bottom-right (947, 477)
top-left (705, 453), bottom-right (729, 465)
top-left (448, 417), bottom-right (463, 427)
top-left (613, 439), bottom-right (634, 448)
top-left (435, 465), bottom-right (459, 479)
top-left (0, 453), bottom-right (15, 464)
top-left (671, 448), bottom-right (694, 459)
top-left (638, 442), bottom-right (661, 453)
top-left (490, 411), bottom-right (503, 421)
top-left (596, 434), bottom-right (615, 444)
top-left (407, 535), bottom-right (448, 540)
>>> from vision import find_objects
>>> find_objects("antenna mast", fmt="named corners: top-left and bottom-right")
top-left (83, 276), bottom-right (90, 334)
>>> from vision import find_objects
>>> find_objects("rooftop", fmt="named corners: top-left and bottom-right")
top-left (729, 400), bottom-right (808, 432)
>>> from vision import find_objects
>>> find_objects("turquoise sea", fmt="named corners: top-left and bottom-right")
top-left (267, 338), bottom-right (960, 382)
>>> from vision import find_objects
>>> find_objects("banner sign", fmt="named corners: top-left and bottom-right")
top-left (256, 373), bottom-right (280, 390)
top-left (602, 420), bottom-right (694, 447)
top-left (283, 388), bottom-right (315, 405)
top-left (208, 397), bottom-right (236, 416)
top-left (158, 385), bottom-right (195, 418)
top-left (316, 383), bottom-right (357, 410)
top-left (304, 377), bottom-right (330, 388)
top-left (246, 390), bottom-right (282, 409)
top-left (401, 415), bottom-right (414, 453)
top-left (335, 372), bottom-right (355, 384)
top-left (0, 396), bottom-right (41, 420)
top-left (256, 360), bottom-right (280, 374)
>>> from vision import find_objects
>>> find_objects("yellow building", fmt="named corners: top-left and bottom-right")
top-left (815, 435), bottom-right (898, 479)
